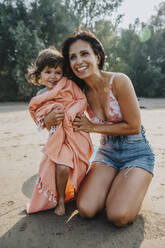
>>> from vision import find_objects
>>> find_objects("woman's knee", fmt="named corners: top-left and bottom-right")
top-left (106, 207), bottom-right (134, 227)
top-left (77, 199), bottom-right (97, 219)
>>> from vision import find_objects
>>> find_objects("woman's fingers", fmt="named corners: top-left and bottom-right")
top-left (73, 116), bottom-right (81, 126)
top-left (44, 109), bottom-right (64, 128)
top-left (73, 114), bottom-right (94, 132)
top-left (52, 109), bottom-right (64, 117)
top-left (55, 112), bottom-right (65, 124)
top-left (45, 110), bottom-right (93, 132)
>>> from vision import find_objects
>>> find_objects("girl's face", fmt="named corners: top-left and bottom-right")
top-left (69, 39), bottom-right (100, 80)
top-left (40, 65), bottom-right (63, 90)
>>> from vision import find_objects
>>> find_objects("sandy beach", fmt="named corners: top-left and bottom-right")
top-left (0, 98), bottom-right (165, 248)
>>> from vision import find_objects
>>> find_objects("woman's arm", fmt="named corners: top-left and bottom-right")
top-left (73, 74), bottom-right (141, 135)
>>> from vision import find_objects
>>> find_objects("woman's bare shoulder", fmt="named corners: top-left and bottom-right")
top-left (114, 72), bottom-right (131, 82)
top-left (103, 72), bottom-right (133, 98)
top-left (113, 73), bottom-right (133, 89)
top-left (101, 71), bottom-right (130, 83)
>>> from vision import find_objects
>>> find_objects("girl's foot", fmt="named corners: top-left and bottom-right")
top-left (54, 200), bottom-right (65, 216)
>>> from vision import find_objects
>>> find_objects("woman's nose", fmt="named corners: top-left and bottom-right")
top-left (76, 55), bottom-right (83, 64)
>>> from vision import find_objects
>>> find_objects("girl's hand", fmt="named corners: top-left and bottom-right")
top-left (72, 114), bottom-right (94, 133)
top-left (44, 109), bottom-right (64, 130)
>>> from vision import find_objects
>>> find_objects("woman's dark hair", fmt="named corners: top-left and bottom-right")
top-left (27, 47), bottom-right (64, 85)
top-left (61, 29), bottom-right (105, 90)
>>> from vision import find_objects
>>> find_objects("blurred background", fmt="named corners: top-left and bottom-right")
top-left (0, 0), bottom-right (165, 101)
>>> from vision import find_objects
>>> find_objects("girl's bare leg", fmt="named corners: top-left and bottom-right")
top-left (77, 162), bottom-right (117, 218)
top-left (106, 167), bottom-right (152, 227)
top-left (54, 164), bottom-right (70, 216)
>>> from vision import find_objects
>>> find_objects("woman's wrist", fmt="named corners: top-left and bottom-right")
top-left (89, 122), bottom-right (102, 133)
top-left (89, 121), bottom-right (113, 134)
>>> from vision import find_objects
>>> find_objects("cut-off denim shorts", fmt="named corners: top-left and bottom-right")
top-left (93, 126), bottom-right (155, 175)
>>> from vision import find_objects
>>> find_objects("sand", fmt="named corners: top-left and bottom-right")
top-left (0, 98), bottom-right (165, 248)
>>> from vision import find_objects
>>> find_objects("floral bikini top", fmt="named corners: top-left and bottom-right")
top-left (86, 74), bottom-right (123, 124)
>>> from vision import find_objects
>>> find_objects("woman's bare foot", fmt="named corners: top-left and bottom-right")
top-left (54, 200), bottom-right (65, 216)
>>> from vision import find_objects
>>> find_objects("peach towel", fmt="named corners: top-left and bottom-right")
top-left (26, 77), bottom-right (93, 214)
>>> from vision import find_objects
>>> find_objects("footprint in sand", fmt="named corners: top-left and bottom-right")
top-left (19, 221), bottom-right (28, 232)
top-left (0, 201), bottom-right (14, 208)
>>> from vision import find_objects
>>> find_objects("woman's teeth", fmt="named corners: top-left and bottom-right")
top-left (77, 66), bottom-right (88, 72)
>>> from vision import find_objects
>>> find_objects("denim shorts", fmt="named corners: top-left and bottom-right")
top-left (93, 126), bottom-right (155, 175)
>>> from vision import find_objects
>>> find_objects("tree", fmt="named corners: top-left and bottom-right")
top-left (150, 2), bottom-right (165, 31)
top-left (111, 14), bottom-right (165, 97)
top-left (64, 0), bottom-right (123, 28)
top-left (29, 0), bottom-right (78, 47)
top-left (0, 0), bottom-right (79, 101)
top-left (10, 21), bottom-right (45, 100)
top-left (93, 20), bottom-right (120, 71)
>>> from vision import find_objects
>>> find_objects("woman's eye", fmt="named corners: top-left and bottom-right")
top-left (82, 51), bottom-right (89, 56)
top-left (70, 55), bottom-right (76, 60)
top-left (56, 72), bottom-right (61, 75)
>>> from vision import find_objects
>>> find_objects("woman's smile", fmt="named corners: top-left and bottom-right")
top-left (76, 65), bottom-right (88, 72)
top-left (69, 39), bottom-right (99, 79)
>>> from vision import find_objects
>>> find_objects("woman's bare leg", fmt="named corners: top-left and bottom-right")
top-left (54, 164), bottom-right (70, 216)
top-left (77, 162), bottom-right (117, 218)
top-left (106, 167), bottom-right (152, 227)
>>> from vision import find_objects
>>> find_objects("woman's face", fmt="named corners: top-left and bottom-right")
top-left (69, 39), bottom-right (100, 80)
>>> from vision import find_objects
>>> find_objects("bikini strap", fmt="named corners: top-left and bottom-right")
top-left (109, 73), bottom-right (116, 85)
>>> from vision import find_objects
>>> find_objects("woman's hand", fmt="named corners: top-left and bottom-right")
top-left (44, 109), bottom-right (64, 130)
top-left (72, 114), bottom-right (94, 133)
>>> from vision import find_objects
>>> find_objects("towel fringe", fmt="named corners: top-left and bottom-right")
top-left (36, 116), bottom-right (45, 132)
top-left (49, 192), bottom-right (53, 201)
top-left (44, 188), bottom-right (48, 198)
top-left (36, 175), bottom-right (56, 203)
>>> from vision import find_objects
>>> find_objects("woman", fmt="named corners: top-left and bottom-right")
top-left (44, 30), bottom-right (155, 226)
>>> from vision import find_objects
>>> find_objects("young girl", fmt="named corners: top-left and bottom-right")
top-left (26, 47), bottom-right (93, 216)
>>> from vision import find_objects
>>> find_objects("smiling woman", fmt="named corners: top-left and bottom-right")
top-left (69, 39), bottom-right (100, 80)
top-left (42, 30), bottom-right (155, 226)
top-left (57, 29), bottom-right (155, 226)
top-left (61, 30), bottom-right (105, 91)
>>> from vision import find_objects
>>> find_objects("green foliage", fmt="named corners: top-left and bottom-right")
top-left (93, 20), bottom-right (120, 71)
top-left (102, 2), bottom-right (165, 97)
top-left (150, 2), bottom-right (165, 31)
top-left (0, 0), bottom-right (165, 100)
top-left (0, 0), bottom-right (79, 101)
top-left (64, 0), bottom-right (123, 28)
top-left (10, 20), bottom-right (45, 100)
top-left (29, 0), bottom-right (77, 46)
top-left (0, 0), bottom-right (122, 101)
